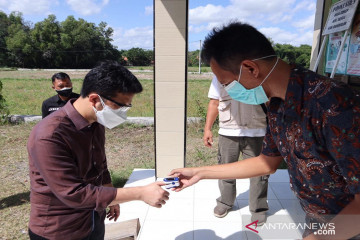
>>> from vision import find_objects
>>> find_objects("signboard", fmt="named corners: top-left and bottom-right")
top-left (325, 32), bottom-right (350, 74)
top-left (346, 13), bottom-right (360, 74)
top-left (323, 0), bottom-right (359, 35)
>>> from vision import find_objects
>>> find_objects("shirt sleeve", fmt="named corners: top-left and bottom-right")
top-left (261, 124), bottom-right (281, 157)
top-left (208, 76), bottom-right (221, 99)
top-left (41, 101), bottom-right (48, 118)
top-left (29, 132), bottom-right (117, 211)
top-left (321, 89), bottom-right (360, 195)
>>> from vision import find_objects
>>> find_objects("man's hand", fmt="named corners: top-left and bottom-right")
top-left (140, 182), bottom-right (170, 208)
top-left (169, 168), bottom-right (201, 192)
top-left (203, 129), bottom-right (214, 147)
top-left (107, 204), bottom-right (120, 221)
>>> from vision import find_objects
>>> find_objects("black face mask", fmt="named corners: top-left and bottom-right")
top-left (56, 87), bottom-right (73, 98)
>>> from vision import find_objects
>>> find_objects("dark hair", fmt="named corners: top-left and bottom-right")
top-left (51, 72), bottom-right (70, 83)
top-left (201, 22), bottom-right (276, 74)
top-left (80, 61), bottom-right (143, 98)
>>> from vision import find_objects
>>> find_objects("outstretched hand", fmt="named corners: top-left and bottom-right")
top-left (169, 168), bottom-right (201, 192)
top-left (140, 181), bottom-right (170, 208)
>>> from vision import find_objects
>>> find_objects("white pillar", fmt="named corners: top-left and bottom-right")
top-left (154, 0), bottom-right (188, 177)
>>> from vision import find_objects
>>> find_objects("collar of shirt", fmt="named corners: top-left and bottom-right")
top-left (56, 94), bottom-right (67, 104)
top-left (63, 99), bottom-right (94, 130)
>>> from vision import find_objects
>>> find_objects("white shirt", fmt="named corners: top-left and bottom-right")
top-left (208, 76), bottom-right (266, 137)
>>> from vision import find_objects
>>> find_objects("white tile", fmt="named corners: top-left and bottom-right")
top-left (124, 179), bottom-right (156, 188)
top-left (166, 184), bottom-right (194, 199)
top-left (236, 181), bottom-right (250, 199)
top-left (193, 197), bottom-right (242, 222)
top-left (118, 200), bottom-right (149, 214)
top-left (128, 168), bottom-right (155, 181)
top-left (269, 182), bottom-right (297, 200)
top-left (235, 179), bottom-right (277, 200)
top-left (278, 199), bottom-right (306, 223)
top-left (139, 220), bottom-right (193, 240)
top-left (146, 197), bottom-right (193, 221)
top-left (269, 169), bottom-right (290, 183)
top-left (193, 221), bottom-right (247, 240)
top-left (193, 179), bottom-right (221, 199)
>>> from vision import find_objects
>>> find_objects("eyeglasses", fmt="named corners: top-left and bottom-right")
top-left (100, 95), bottom-right (132, 108)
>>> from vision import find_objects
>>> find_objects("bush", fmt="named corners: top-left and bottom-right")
top-left (0, 80), bottom-right (9, 124)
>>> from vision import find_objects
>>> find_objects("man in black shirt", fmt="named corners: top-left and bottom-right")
top-left (41, 72), bottom-right (80, 118)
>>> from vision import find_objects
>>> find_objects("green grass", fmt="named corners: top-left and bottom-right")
top-left (1, 78), bottom-right (212, 117)
top-left (188, 66), bottom-right (211, 72)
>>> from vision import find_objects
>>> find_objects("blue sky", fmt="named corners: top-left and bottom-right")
top-left (0, 0), bottom-right (317, 51)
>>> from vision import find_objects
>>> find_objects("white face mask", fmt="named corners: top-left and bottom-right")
top-left (93, 95), bottom-right (128, 129)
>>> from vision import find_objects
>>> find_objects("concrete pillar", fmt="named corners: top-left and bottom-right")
top-left (310, 0), bottom-right (333, 74)
top-left (154, 0), bottom-right (188, 177)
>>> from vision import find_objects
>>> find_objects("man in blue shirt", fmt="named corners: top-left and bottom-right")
top-left (170, 22), bottom-right (360, 239)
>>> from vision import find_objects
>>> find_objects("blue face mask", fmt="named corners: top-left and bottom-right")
top-left (224, 55), bottom-right (279, 105)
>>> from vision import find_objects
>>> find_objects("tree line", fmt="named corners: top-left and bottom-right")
top-left (0, 11), bottom-right (312, 69)
top-left (188, 43), bottom-right (312, 69)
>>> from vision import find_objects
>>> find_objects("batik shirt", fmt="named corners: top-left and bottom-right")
top-left (262, 66), bottom-right (360, 221)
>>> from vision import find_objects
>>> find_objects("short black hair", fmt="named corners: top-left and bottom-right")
top-left (52, 72), bottom-right (70, 83)
top-left (201, 22), bottom-right (276, 74)
top-left (80, 61), bottom-right (143, 98)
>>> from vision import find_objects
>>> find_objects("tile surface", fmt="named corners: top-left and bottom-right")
top-left (106, 169), bottom-right (306, 240)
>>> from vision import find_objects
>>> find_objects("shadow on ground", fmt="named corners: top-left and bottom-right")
top-left (0, 191), bottom-right (30, 209)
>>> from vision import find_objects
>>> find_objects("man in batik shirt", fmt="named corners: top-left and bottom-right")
top-left (170, 22), bottom-right (360, 239)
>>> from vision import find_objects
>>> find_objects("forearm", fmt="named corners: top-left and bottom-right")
top-left (194, 154), bottom-right (282, 180)
top-left (304, 194), bottom-right (360, 240)
top-left (109, 187), bottom-right (143, 206)
top-left (204, 99), bottom-right (219, 131)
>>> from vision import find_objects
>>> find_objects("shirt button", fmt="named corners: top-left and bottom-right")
top-left (94, 162), bottom-right (96, 166)
top-left (92, 145), bottom-right (95, 149)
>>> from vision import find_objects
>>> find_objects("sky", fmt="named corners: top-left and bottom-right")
top-left (0, 0), bottom-right (317, 51)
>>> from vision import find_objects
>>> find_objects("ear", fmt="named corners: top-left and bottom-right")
top-left (88, 94), bottom-right (100, 108)
top-left (242, 60), bottom-right (260, 78)
top-left (51, 85), bottom-right (55, 90)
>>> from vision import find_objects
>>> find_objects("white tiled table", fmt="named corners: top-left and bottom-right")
top-left (105, 169), bottom-right (305, 240)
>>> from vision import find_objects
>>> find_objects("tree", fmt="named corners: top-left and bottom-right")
top-left (274, 43), bottom-right (311, 68)
top-left (60, 16), bottom-right (119, 68)
top-left (0, 11), bottom-right (9, 67)
top-left (31, 14), bottom-right (62, 68)
top-left (5, 12), bottom-right (33, 67)
top-left (124, 48), bottom-right (152, 66)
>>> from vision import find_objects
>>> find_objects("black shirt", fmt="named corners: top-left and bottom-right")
top-left (41, 93), bottom-right (80, 118)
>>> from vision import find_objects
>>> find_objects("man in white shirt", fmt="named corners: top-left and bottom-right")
top-left (203, 76), bottom-right (269, 224)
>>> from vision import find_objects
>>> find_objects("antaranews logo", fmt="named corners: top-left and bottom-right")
top-left (242, 215), bottom-right (336, 239)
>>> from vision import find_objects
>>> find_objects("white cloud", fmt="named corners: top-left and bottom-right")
top-left (259, 27), bottom-right (313, 46)
top-left (145, 5), bottom-right (152, 16)
top-left (292, 14), bottom-right (315, 30)
top-left (0, 0), bottom-right (52, 15)
top-left (66, 0), bottom-right (109, 16)
top-left (113, 26), bottom-right (153, 50)
top-left (189, 0), bottom-right (316, 47)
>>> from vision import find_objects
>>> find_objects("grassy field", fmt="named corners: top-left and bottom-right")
top-left (0, 70), bottom-right (212, 117)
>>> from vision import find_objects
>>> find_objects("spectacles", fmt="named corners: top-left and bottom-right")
top-left (100, 95), bottom-right (132, 108)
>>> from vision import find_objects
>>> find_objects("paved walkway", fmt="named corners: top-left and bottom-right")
top-left (105, 169), bottom-right (306, 240)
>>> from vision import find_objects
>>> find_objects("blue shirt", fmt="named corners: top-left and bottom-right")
top-left (262, 66), bottom-right (360, 221)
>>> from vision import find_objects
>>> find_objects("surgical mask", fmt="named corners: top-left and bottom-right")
top-left (224, 55), bottom-right (279, 105)
top-left (56, 87), bottom-right (73, 98)
top-left (93, 95), bottom-right (128, 129)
